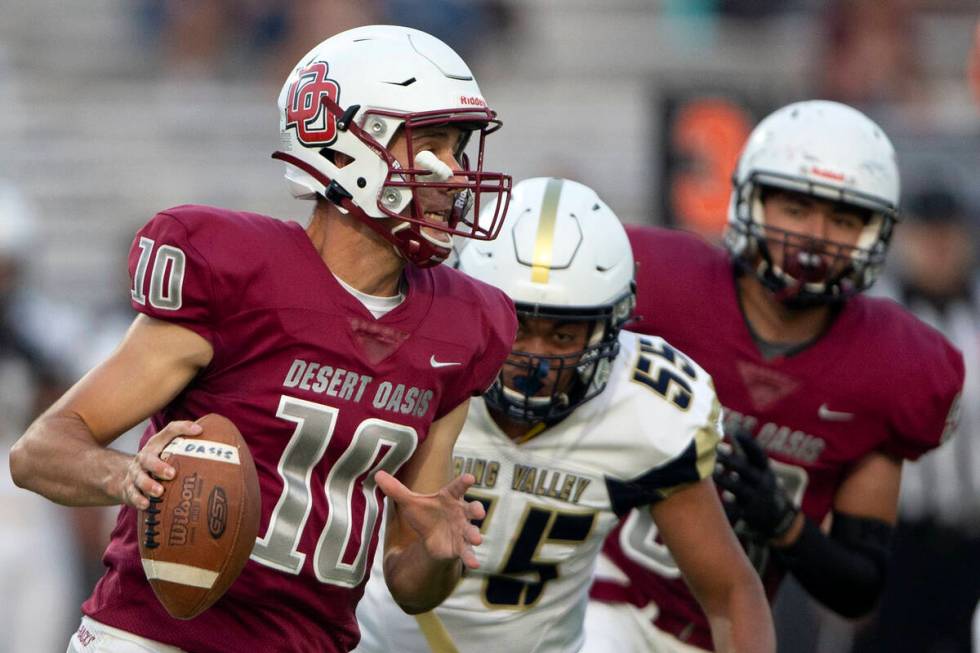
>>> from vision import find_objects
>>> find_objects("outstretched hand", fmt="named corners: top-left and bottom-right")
top-left (375, 470), bottom-right (487, 569)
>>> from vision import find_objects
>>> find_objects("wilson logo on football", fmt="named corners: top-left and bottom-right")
top-left (168, 473), bottom-right (201, 547)
top-left (285, 61), bottom-right (341, 146)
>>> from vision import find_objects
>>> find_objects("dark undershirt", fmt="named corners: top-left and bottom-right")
top-left (734, 267), bottom-right (841, 360)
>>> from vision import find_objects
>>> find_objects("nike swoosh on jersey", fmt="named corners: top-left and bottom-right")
top-left (430, 355), bottom-right (462, 368)
top-left (818, 404), bottom-right (854, 421)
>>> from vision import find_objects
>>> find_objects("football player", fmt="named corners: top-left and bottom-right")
top-left (586, 100), bottom-right (965, 652)
top-left (10, 26), bottom-right (516, 653)
top-left (354, 178), bottom-right (775, 653)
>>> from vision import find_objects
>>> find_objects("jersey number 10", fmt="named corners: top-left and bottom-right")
top-left (131, 237), bottom-right (185, 310)
top-left (250, 395), bottom-right (418, 588)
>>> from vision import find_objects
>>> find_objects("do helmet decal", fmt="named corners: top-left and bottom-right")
top-left (284, 62), bottom-right (341, 147)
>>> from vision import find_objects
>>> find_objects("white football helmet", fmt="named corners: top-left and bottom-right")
top-left (460, 177), bottom-right (635, 423)
top-left (725, 100), bottom-right (900, 304)
top-left (274, 25), bottom-right (512, 267)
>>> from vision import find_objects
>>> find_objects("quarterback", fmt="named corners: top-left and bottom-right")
top-left (587, 101), bottom-right (965, 651)
top-left (355, 178), bottom-right (774, 653)
top-left (10, 26), bottom-right (515, 653)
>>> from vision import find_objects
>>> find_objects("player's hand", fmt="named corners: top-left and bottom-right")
top-left (120, 421), bottom-right (202, 510)
top-left (713, 432), bottom-right (798, 541)
top-left (375, 470), bottom-right (486, 569)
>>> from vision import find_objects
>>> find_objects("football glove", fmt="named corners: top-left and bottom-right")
top-left (714, 431), bottom-right (798, 541)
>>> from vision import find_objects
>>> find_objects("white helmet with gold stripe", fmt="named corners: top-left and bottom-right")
top-left (459, 177), bottom-right (635, 422)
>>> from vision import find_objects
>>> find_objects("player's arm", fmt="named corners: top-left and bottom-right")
top-left (769, 451), bottom-right (899, 618)
top-left (9, 314), bottom-right (213, 508)
top-left (376, 398), bottom-right (485, 614)
top-left (654, 478), bottom-right (775, 653)
top-left (716, 433), bottom-right (898, 618)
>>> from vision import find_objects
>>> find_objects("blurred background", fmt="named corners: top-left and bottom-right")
top-left (0, 0), bottom-right (977, 651)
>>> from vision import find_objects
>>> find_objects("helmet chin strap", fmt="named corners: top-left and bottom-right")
top-left (756, 234), bottom-right (856, 307)
top-left (388, 221), bottom-right (453, 266)
top-left (319, 186), bottom-right (454, 267)
top-left (379, 151), bottom-right (458, 266)
top-left (763, 261), bottom-right (846, 308)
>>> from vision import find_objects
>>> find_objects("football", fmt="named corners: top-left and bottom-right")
top-left (138, 413), bottom-right (261, 619)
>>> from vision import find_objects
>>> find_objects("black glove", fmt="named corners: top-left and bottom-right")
top-left (714, 431), bottom-right (798, 541)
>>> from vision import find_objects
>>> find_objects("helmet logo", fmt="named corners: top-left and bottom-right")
top-left (809, 166), bottom-right (846, 182)
top-left (285, 62), bottom-right (341, 146)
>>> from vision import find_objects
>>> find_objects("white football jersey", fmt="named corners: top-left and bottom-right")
top-left (355, 331), bottom-right (722, 653)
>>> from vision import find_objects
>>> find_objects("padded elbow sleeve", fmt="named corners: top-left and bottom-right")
top-left (774, 512), bottom-right (892, 618)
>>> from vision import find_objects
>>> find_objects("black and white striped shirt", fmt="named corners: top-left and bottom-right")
top-left (875, 276), bottom-right (980, 533)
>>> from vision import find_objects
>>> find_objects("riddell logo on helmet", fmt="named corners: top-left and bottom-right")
top-left (459, 96), bottom-right (487, 107)
top-left (285, 61), bottom-right (341, 146)
top-left (809, 166), bottom-right (846, 182)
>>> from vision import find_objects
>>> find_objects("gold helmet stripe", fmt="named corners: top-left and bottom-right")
top-left (530, 178), bottom-right (565, 283)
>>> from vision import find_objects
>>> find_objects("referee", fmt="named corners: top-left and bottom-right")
top-left (856, 183), bottom-right (980, 653)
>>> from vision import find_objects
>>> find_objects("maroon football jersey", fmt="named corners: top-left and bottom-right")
top-left (590, 226), bottom-right (963, 649)
top-left (83, 206), bottom-right (516, 653)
